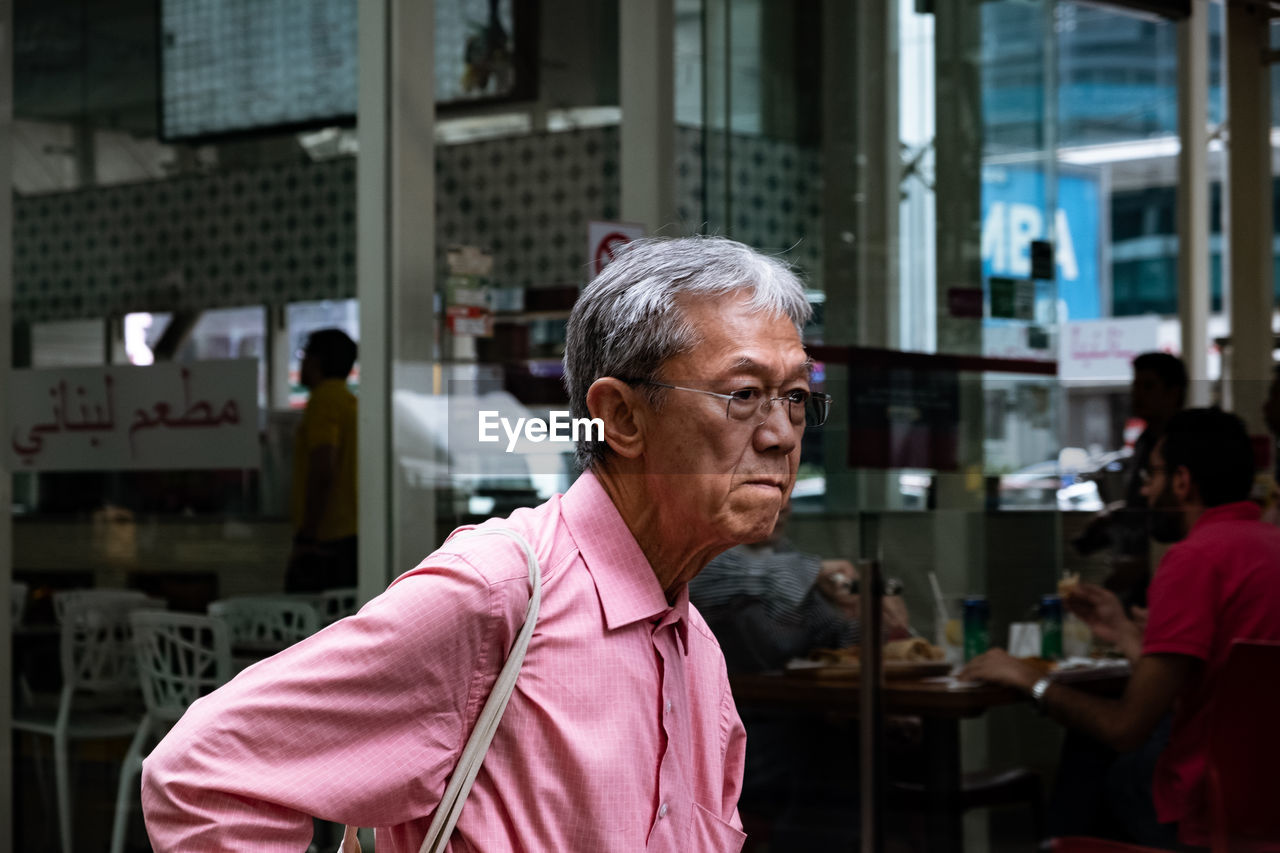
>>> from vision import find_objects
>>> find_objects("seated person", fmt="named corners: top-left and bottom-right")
top-left (689, 500), bottom-right (910, 674)
top-left (689, 500), bottom-right (911, 851)
top-left (962, 408), bottom-right (1280, 849)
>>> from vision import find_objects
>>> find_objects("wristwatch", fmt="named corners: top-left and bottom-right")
top-left (1029, 677), bottom-right (1053, 713)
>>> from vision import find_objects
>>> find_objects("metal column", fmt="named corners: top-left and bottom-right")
top-left (357, 0), bottom-right (437, 600)
top-left (0, 0), bottom-right (13, 839)
top-left (1225, 0), bottom-right (1273, 432)
top-left (1178, 1), bottom-right (1210, 406)
top-left (620, 0), bottom-right (675, 232)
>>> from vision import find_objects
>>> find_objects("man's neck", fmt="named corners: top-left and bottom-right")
top-left (591, 463), bottom-right (728, 603)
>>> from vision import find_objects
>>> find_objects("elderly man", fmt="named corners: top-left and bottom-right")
top-left (962, 408), bottom-right (1280, 849)
top-left (141, 236), bottom-right (827, 852)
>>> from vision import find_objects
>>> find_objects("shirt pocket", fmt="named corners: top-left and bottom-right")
top-left (690, 802), bottom-right (747, 853)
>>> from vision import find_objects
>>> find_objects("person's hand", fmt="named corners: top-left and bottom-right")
top-left (957, 648), bottom-right (1041, 692)
top-left (817, 560), bottom-right (859, 611)
top-left (1063, 583), bottom-right (1133, 646)
top-left (1128, 605), bottom-right (1149, 635)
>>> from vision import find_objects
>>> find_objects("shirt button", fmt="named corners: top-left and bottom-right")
top-left (658, 803), bottom-right (669, 819)
top-left (664, 700), bottom-right (672, 714)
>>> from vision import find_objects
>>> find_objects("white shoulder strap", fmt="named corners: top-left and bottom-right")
top-left (417, 527), bottom-right (542, 853)
top-left (339, 527), bottom-right (542, 853)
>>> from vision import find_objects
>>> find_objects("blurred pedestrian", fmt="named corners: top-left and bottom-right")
top-left (286, 328), bottom-right (359, 593)
top-left (1074, 351), bottom-right (1187, 607)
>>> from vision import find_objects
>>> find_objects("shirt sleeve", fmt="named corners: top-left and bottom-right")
top-left (1142, 540), bottom-right (1215, 661)
top-left (141, 557), bottom-right (514, 852)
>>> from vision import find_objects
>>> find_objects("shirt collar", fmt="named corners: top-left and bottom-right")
top-left (560, 470), bottom-right (690, 652)
top-left (1190, 500), bottom-right (1262, 533)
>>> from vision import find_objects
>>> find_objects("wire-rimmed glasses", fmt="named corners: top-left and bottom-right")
top-left (639, 380), bottom-right (832, 428)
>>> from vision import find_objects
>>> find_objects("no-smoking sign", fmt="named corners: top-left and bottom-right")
top-left (587, 220), bottom-right (646, 277)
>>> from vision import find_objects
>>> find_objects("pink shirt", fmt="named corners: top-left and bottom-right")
top-left (1143, 501), bottom-right (1280, 846)
top-left (141, 471), bottom-right (748, 852)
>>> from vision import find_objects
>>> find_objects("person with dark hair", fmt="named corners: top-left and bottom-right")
top-left (1075, 351), bottom-right (1188, 606)
top-left (962, 408), bottom-right (1280, 849)
top-left (286, 328), bottom-right (359, 592)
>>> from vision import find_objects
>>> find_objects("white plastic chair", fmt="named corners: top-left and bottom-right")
top-left (208, 595), bottom-right (320, 659)
top-left (13, 594), bottom-right (163, 853)
top-left (51, 588), bottom-right (153, 625)
top-left (312, 586), bottom-right (359, 627)
top-left (110, 611), bottom-right (232, 853)
top-left (12, 580), bottom-right (28, 625)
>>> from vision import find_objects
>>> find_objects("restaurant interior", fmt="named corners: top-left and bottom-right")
top-left (4, 0), bottom-right (1280, 850)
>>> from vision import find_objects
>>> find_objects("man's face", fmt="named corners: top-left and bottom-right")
top-left (1141, 440), bottom-right (1185, 543)
top-left (1130, 369), bottom-right (1178, 424)
top-left (642, 293), bottom-right (810, 551)
top-left (299, 345), bottom-right (320, 390)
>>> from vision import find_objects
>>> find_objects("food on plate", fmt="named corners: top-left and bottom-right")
top-left (1057, 572), bottom-right (1081, 598)
top-left (884, 638), bottom-right (947, 662)
top-left (810, 646), bottom-right (859, 665)
top-left (808, 638), bottom-right (946, 666)
top-left (1018, 656), bottom-right (1058, 675)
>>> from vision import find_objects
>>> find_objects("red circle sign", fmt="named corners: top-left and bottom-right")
top-left (593, 232), bottom-right (633, 276)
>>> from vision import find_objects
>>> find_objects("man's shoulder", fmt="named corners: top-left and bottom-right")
top-left (307, 380), bottom-right (357, 409)
top-left (430, 496), bottom-right (576, 586)
top-left (1184, 515), bottom-right (1280, 555)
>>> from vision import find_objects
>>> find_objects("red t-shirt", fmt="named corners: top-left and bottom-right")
top-left (1143, 501), bottom-right (1280, 845)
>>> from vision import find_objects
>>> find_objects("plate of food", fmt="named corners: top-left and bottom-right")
top-left (787, 638), bottom-right (954, 680)
top-left (1015, 654), bottom-right (1132, 683)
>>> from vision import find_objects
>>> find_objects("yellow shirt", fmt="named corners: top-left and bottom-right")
top-left (291, 378), bottom-right (358, 541)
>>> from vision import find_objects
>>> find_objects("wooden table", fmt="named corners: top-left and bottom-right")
top-left (730, 668), bottom-right (1128, 852)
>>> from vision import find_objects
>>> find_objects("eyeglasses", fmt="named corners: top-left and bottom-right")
top-left (1139, 464), bottom-right (1166, 485)
top-left (638, 380), bottom-right (832, 428)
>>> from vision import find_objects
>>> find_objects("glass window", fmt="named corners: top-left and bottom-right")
top-left (30, 319), bottom-right (104, 367)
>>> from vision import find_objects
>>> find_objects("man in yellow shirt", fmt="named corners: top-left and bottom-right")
top-left (287, 328), bottom-right (359, 592)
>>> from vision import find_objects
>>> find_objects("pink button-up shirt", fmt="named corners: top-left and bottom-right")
top-left (141, 472), bottom-right (748, 852)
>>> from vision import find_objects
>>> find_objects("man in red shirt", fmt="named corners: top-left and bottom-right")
top-left (963, 408), bottom-right (1280, 848)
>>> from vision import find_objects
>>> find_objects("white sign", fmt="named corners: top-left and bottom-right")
top-left (10, 360), bottom-right (260, 471)
top-left (587, 220), bottom-right (646, 277)
top-left (1059, 316), bottom-right (1160, 382)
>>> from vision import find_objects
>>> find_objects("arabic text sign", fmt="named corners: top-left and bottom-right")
top-left (10, 360), bottom-right (260, 471)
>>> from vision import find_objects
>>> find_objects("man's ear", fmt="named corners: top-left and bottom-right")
top-left (586, 378), bottom-right (647, 460)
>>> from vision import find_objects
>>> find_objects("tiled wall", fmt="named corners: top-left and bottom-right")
top-left (13, 125), bottom-right (824, 324)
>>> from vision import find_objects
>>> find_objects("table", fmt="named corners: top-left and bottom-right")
top-left (730, 667), bottom-right (1129, 852)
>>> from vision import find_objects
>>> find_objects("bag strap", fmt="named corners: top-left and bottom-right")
top-left (418, 527), bottom-right (542, 853)
top-left (339, 527), bottom-right (542, 853)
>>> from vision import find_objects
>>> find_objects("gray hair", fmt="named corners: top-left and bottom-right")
top-left (563, 236), bottom-right (812, 470)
